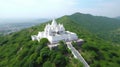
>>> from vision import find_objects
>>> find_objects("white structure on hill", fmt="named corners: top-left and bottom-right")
top-left (31, 19), bottom-right (78, 44)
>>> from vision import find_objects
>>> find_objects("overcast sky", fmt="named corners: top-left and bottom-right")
top-left (0, 0), bottom-right (120, 19)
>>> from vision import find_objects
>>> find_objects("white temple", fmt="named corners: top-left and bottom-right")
top-left (31, 19), bottom-right (78, 44)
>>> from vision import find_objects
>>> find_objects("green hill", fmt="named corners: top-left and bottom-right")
top-left (68, 12), bottom-right (120, 44)
top-left (0, 13), bottom-right (120, 67)
top-left (69, 13), bottom-right (120, 32)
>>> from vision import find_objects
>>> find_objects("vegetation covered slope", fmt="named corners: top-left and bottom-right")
top-left (0, 13), bottom-right (120, 67)
top-left (68, 13), bottom-right (120, 44)
top-left (57, 16), bottom-right (120, 67)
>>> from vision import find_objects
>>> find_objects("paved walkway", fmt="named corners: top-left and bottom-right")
top-left (66, 42), bottom-right (90, 67)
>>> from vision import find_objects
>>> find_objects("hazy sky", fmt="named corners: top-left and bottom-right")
top-left (0, 0), bottom-right (120, 19)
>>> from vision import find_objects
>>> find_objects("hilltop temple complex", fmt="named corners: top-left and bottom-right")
top-left (31, 19), bottom-right (78, 44)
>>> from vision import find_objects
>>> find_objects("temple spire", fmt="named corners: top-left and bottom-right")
top-left (51, 19), bottom-right (57, 26)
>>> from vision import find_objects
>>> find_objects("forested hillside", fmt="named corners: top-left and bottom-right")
top-left (0, 18), bottom-right (84, 67)
top-left (0, 13), bottom-right (120, 67)
top-left (68, 13), bottom-right (120, 44)
top-left (58, 16), bottom-right (120, 67)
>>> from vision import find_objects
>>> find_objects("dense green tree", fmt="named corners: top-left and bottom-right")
top-left (58, 41), bottom-right (68, 54)
top-left (53, 53), bottom-right (68, 67)
top-left (43, 61), bottom-right (55, 67)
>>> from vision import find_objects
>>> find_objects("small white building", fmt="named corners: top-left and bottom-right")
top-left (31, 19), bottom-right (78, 44)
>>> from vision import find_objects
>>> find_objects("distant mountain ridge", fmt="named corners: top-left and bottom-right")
top-left (0, 19), bottom-right (49, 35)
top-left (0, 18), bottom-right (49, 23)
top-left (115, 16), bottom-right (120, 20)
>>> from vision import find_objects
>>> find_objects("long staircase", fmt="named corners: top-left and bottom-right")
top-left (66, 42), bottom-right (90, 67)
